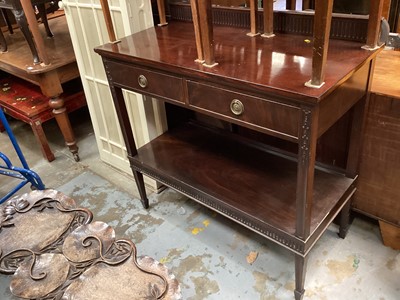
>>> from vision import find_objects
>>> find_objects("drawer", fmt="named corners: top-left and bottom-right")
top-left (106, 61), bottom-right (185, 103)
top-left (187, 81), bottom-right (300, 139)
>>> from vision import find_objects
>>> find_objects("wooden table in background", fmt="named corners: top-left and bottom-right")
top-left (0, 15), bottom-right (81, 161)
top-left (354, 50), bottom-right (400, 249)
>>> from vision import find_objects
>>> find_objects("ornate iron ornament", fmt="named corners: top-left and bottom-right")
top-left (0, 190), bottom-right (181, 299)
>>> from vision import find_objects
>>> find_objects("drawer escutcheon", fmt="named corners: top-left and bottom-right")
top-left (230, 99), bottom-right (244, 116)
top-left (138, 75), bottom-right (148, 88)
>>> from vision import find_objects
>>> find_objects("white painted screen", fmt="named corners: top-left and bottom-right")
top-left (60, 0), bottom-right (167, 191)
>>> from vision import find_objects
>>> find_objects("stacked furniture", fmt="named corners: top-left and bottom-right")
top-left (0, 74), bottom-right (85, 162)
top-left (0, 6), bottom-right (83, 161)
top-left (0, 0), bottom-right (58, 61)
top-left (95, 1), bottom-right (384, 299)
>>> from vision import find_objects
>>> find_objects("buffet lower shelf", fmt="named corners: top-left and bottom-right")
top-left (129, 123), bottom-right (355, 254)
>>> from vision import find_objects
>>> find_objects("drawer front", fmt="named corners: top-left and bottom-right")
top-left (188, 81), bottom-right (300, 139)
top-left (106, 61), bottom-right (185, 103)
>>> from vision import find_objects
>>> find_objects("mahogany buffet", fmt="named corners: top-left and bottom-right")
top-left (95, 0), bottom-right (384, 299)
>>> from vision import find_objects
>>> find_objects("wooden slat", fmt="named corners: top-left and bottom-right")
top-left (286, 0), bottom-right (296, 10)
top-left (99, 0), bottom-right (118, 43)
top-left (197, 0), bottom-right (217, 67)
top-left (302, 0), bottom-right (312, 10)
top-left (156, 0), bottom-right (168, 26)
top-left (382, 0), bottom-right (392, 19)
top-left (247, 0), bottom-right (259, 36)
top-left (397, 15), bottom-right (400, 33)
top-left (262, 0), bottom-right (274, 38)
top-left (169, 4), bottom-right (370, 42)
top-left (190, 0), bottom-right (205, 63)
top-left (365, 0), bottom-right (384, 49)
top-left (306, 0), bottom-right (334, 88)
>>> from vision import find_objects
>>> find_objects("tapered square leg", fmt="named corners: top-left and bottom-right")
top-left (133, 170), bottom-right (149, 209)
top-left (339, 200), bottom-right (352, 239)
top-left (294, 254), bottom-right (309, 300)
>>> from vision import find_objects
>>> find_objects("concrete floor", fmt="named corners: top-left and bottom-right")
top-left (0, 108), bottom-right (399, 300)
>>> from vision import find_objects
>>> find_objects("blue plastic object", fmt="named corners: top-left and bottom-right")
top-left (0, 108), bottom-right (45, 203)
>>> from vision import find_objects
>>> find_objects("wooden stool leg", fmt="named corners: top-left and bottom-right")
top-left (37, 4), bottom-right (54, 38)
top-left (31, 119), bottom-right (55, 162)
top-left (294, 254), bottom-right (308, 300)
top-left (156, 0), bottom-right (168, 26)
top-left (48, 96), bottom-right (80, 162)
top-left (1, 8), bottom-right (14, 34)
top-left (0, 14), bottom-right (7, 52)
top-left (11, 9), bottom-right (40, 64)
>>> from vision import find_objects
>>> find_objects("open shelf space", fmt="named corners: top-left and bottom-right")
top-left (130, 123), bottom-right (354, 242)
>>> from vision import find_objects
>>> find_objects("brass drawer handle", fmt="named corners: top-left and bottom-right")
top-left (138, 75), bottom-right (148, 88)
top-left (230, 99), bottom-right (244, 116)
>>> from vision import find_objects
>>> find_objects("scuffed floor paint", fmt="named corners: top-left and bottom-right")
top-left (1, 171), bottom-right (399, 300)
top-left (326, 255), bottom-right (358, 283)
top-left (192, 227), bottom-right (205, 235)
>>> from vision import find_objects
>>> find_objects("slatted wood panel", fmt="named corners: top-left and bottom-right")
top-left (353, 50), bottom-right (400, 227)
top-left (354, 93), bottom-right (400, 226)
top-left (61, 0), bottom-right (167, 191)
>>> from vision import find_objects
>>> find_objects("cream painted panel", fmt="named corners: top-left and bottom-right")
top-left (95, 83), bottom-right (123, 147)
top-left (120, 0), bottom-right (154, 34)
top-left (86, 81), bottom-right (107, 140)
top-left (68, 7), bottom-right (93, 77)
top-left (73, 0), bottom-right (91, 4)
top-left (123, 90), bottom-right (148, 147)
top-left (61, 0), bottom-right (167, 191)
top-left (85, 77), bottom-right (132, 174)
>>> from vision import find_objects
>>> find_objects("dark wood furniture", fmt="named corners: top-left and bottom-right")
top-left (0, 15), bottom-right (82, 161)
top-left (95, 2), bottom-right (383, 299)
top-left (0, 75), bottom-right (86, 162)
top-left (354, 50), bottom-right (400, 249)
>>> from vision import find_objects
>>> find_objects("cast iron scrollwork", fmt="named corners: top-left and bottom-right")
top-left (0, 190), bottom-right (181, 299)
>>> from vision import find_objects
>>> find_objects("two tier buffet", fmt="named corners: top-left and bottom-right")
top-left (95, 1), bottom-right (385, 298)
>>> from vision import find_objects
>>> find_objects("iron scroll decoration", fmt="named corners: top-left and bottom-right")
top-left (0, 189), bottom-right (181, 300)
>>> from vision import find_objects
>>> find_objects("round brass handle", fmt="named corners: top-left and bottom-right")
top-left (230, 99), bottom-right (244, 116)
top-left (138, 75), bottom-right (148, 88)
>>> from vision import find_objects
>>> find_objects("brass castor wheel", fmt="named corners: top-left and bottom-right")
top-left (73, 153), bottom-right (80, 162)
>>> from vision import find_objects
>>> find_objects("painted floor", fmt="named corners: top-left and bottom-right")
top-left (1, 108), bottom-right (399, 299)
